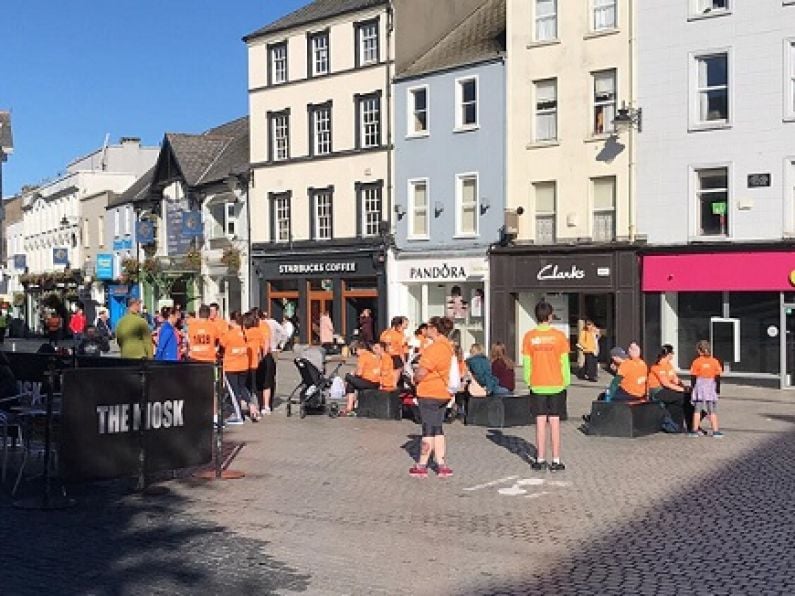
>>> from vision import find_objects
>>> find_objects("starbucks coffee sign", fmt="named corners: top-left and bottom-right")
top-left (278, 262), bottom-right (357, 275)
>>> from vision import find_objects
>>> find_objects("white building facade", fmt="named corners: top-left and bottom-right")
top-left (637, 1), bottom-right (795, 386)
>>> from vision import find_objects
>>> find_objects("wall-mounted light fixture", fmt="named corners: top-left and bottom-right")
top-left (480, 198), bottom-right (491, 215)
top-left (434, 201), bottom-right (444, 217)
top-left (613, 101), bottom-right (643, 133)
top-left (394, 203), bottom-right (406, 219)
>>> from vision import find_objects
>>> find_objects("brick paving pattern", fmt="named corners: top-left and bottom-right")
top-left (2, 353), bottom-right (794, 595)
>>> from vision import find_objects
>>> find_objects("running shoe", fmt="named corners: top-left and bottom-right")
top-left (408, 465), bottom-right (429, 478)
top-left (436, 465), bottom-right (454, 478)
top-left (225, 416), bottom-right (245, 426)
top-left (549, 461), bottom-right (566, 472)
top-left (712, 431), bottom-right (725, 439)
top-left (261, 407), bottom-right (272, 416)
top-left (686, 432), bottom-right (700, 438)
top-left (530, 460), bottom-right (548, 471)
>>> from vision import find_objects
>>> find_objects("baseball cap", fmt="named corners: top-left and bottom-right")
top-left (609, 346), bottom-right (628, 359)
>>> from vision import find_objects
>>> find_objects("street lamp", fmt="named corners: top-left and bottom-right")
top-left (613, 101), bottom-right (643, 133)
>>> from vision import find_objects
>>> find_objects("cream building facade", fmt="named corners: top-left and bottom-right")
top-left (492, 0), bottom-right (642, 359)
top-left (245, 0), bottom-right (394, 343)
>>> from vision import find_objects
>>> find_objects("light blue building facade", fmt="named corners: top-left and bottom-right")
top-left (388, 0), bottom-right (506, 351)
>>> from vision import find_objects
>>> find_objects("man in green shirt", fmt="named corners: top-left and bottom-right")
top-left (115, 297), bottom-right (153, 359)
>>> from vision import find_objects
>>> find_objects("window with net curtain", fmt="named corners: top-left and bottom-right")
top-left (593, 0), bottom-right (617, 30)
top-left (535, 0), bottom-right (557, 41)
top-left (534, 181), bottom-right (556, 244)
top-left (410, 180), bottom-right (428, 238)
top-left (592, 177), bottom-right (616, 241)
top-left (535, 79), bottom-right (557, 141)
top-left (593, 70), bottom-right (617, 135)
top-left (696, 53), bottom-right (728, 123)
top-left (458, 176), bottom-right (478, 236)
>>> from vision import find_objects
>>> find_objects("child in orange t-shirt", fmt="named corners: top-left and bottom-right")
top-left (689, 340), bottom-right (723, 438)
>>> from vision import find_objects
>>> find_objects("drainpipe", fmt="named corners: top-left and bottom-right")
top-left (627, 0), bottom-right (636, 243)
top-left (386, 2), bottom-right (394, 235)
top-left (245, 171), bottom-right (253, 310)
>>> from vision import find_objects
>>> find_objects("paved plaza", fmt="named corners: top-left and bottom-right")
top-left (2, 354), bottom-right (795, 595)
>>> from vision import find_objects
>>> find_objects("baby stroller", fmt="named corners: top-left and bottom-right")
top-left (285, 357), bottom-right (345, 419)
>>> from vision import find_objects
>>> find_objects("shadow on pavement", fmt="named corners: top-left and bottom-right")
top-left (0, 480), bottom-right (311, 595)
top-left (486, 429), bottom-right (536, 464)
top-left (458, 426), bottom-right (795, 595)
top-left (400, 434), bottom-right (421, 461)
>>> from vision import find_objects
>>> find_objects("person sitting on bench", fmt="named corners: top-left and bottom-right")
top-left (605, 342), bottom-right (648, 401)
top-left (466, 343), bottom-right (511, 395)
top-left (342, 341), bottom-right (393, 415)
top-left (648, 344), bottom-right (686, 428)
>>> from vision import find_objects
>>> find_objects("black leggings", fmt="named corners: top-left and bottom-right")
top-left (652, 387), bottom-right (685, 426)
top-left (418, 398), bottom-right (447, 438)
top-left (226, 371), bottom-right (253, 409)
top-left (582, 353), bottom-right (598, 380)
top-left (344, 373), bottom-right (379, 394)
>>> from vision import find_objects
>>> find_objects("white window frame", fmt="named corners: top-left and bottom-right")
top-left (534, 78), bottom-right (557, 142)
top-left (592, 0), bottom-right (617, 31)
top-left (275, 195), bottom-right (291, 243)
top-left (592, 69), bottom-right (617, 136)
top-left (690, 0), bottom-right (730, 18)
top-left (455, 172), bottom-right (479, 238)
top-left (359, 21), bottom-right (379, 65)
top-left (785, 39), bottom-right (795, 121)
top-left (225, 202), bottom-right (237, 238)
top-left (272, 113), bottom-right (290, 161)
top-left (311, 33), bottom-right (329, 76)
top-left (407, 85), bottom-right (429, 137)
top-left (690, 49), bottom-right (732, 130)
top-left (313, 106), bottom-right (332, 155)
top-left (83, 218), bottom-right (90, 249)
top-left (359, 95), bottom-right (381, 148)
top-left (361, 185), bottom-right (382, 238)
top-left (270, 44), bottom-right (287, 84)
top-left (455, 76), bottom-right (479, 131)
top-left (98, 215), bottom-right (104, 248)
top-left (533, 181), bottom-right (557, 244)
top-left (314, 191), bottom-right (333, 241)
top-left (535, 0), bottom-right (558, 42)
top-left (407, 178), bottom-right (430, 240)
top-left (591, 176), bottom-right (617, 242)
top-left (690, 163), bottom-right (731, 239)
top-left (114, 209), bottom-right (120, 237)
top-left (125, 205), bottom-right (133, 235)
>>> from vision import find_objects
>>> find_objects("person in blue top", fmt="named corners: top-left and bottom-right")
top-left (466, 343), bottom-right (511, 395)
top-left (154, 306), bottom-right (179, 361)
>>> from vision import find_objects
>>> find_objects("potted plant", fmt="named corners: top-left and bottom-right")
top-left (220, 247), bottom-right (241, 273)
top-left (121, 258), bottom-right (140, 284)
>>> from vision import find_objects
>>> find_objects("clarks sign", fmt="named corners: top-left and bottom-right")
top-left (537, 264), bottom-right (586, 281)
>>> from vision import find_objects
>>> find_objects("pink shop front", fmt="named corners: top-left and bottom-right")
top-left (642, 246), bottom-right (795, 388)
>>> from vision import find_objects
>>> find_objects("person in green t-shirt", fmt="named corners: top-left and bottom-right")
top-left (115, 297), bottom-right (153, 360)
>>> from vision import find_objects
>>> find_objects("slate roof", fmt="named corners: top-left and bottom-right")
top-left (0, 111), bottom-right (13, 153)
top-left (396, 0), bottom-right (506, 80)
top-left (244, 0), bottom-right (387, 41)
top-left (111, 116), bottom-right (249, 208)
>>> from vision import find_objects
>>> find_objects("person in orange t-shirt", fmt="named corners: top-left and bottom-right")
top-left (380, 316), bottom-right (408, 387)
top-left (689, 340), bottom-right (723, 437)
top-left (342, 341), bottom-right (390, 415)
top-left (648, 343), bottom-right (686, 428)
top-left (522, 301), bottom-right (571, 472)
top-left (243, 311), bottom-right (265, 420)
top-left (220, 312), bottom-right (253, 423)
top-left (409, 316), bottom-right (455, 479)
top-left (612, 342), bottom-right (648, 401)
top-left (187, 305), bottom-right (219, 363)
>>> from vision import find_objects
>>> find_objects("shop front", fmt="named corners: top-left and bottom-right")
top-left (253, 242), bottom-right (387, 345)
top-left (389, 253), bottom-right (489, 352)
top-left (490, 246), bottom-right (641, 361)
top-left (642, 246), bottom-right (795, 387)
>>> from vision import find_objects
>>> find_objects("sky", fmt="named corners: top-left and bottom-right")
top-left (0, 0), bottom-right (308, 197)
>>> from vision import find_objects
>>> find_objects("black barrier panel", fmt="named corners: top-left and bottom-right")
top-left (4, 351), bottom-right (73, 382)
top-left (59, 364), bottom-right (214, 482)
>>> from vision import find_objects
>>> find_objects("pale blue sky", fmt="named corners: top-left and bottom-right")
top-left (0, 0), bottom-right (307, 196)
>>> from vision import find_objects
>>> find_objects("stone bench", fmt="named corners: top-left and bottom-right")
top-left (587, 399), bottom-right (664, 438)
top-left (464, 394), bottom-right (533, 428)
top-left (356, 389), bottom-right (402, 420)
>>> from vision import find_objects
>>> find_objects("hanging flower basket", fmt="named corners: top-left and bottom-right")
top-left (220, 247), bottom-right (241, 273)
top-left (184, 249), bottom-right (202, 272)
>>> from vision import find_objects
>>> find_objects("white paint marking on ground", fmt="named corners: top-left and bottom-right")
top-left (498, 486), bottom-right (527, 496)
top-left (463, 475), bottom-right (519, 492)
top-left (524, 491), bottom-right (550, 499)
top-left (545, 480), bottom-right (572, 487)
top-left (516, 478), bottom-right (545, 487)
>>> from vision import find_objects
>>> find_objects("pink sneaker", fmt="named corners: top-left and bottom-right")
top-left (409, 465), bottom-right (429, 478)
top-left (437, 465), bottom-right (454, 478)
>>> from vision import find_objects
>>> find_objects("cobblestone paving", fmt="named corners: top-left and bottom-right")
top-left (2, 354), bottom-right (794, 595)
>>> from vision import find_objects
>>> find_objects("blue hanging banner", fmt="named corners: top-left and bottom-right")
top-left (136, 219), bottom-right (155, 245)
top-left (181, 210), bottom-right (203, 238)
top-left (53, 247), bottom-right (69, 266)
top-left (96, 253), bottom-right (114, 280)
top-left (13, 254), bottom-right (26, 270)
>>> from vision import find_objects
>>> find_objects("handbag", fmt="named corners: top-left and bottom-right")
top-left (468, 376), bottom-right (487, 397)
